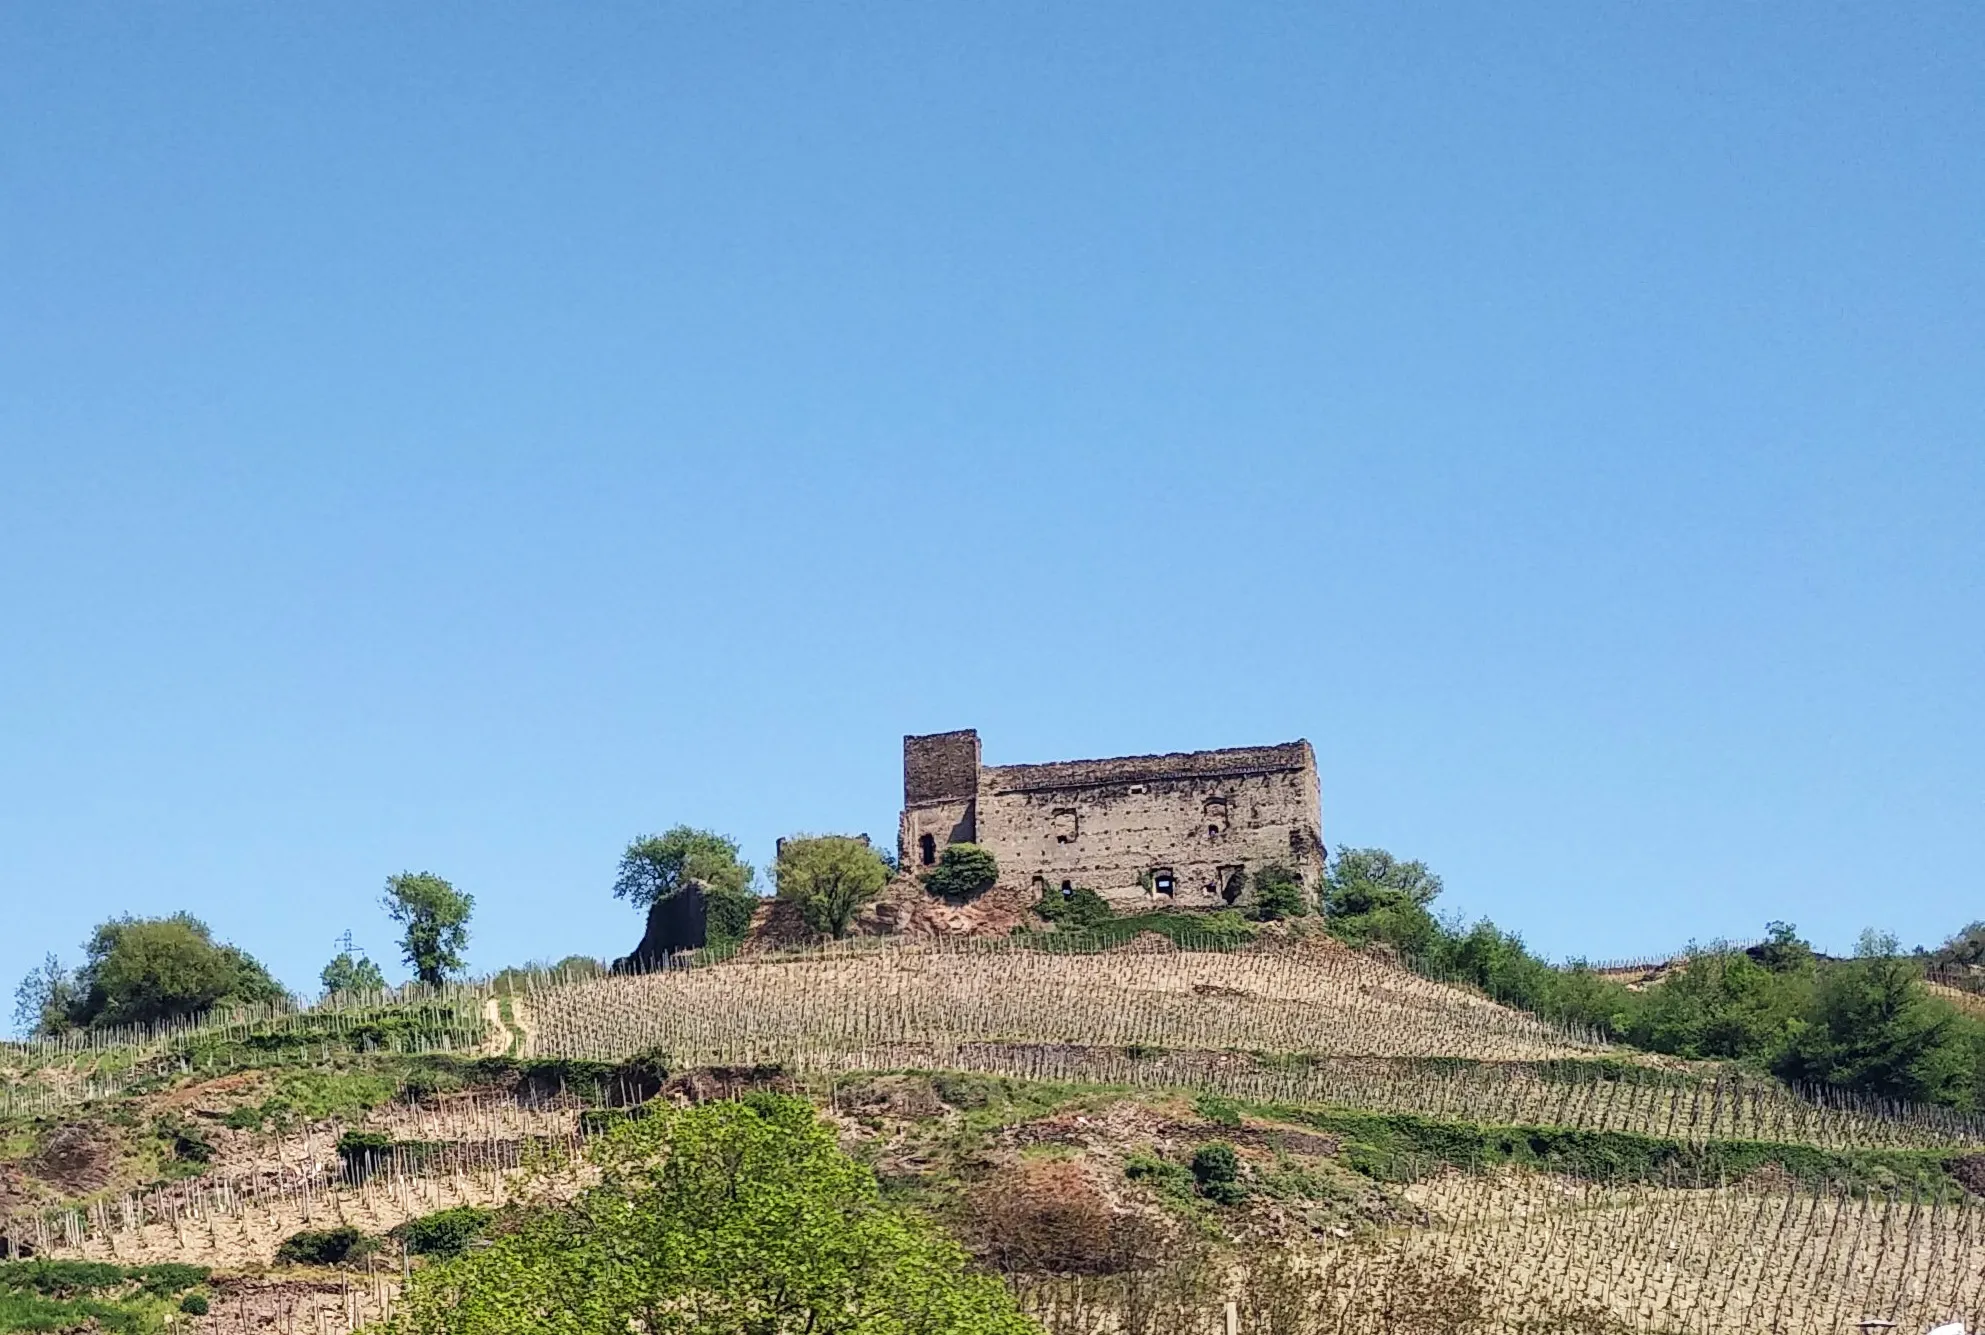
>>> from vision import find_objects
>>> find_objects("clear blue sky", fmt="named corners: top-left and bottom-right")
top-left (3, 4), bottom-right (1980, 1015)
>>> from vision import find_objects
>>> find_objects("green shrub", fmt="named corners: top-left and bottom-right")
top-left (1189, 1143), bottom-right (1247, 1205)
top-left (1033, 884), bottom-right (1113, 928)
top-left (389, 1095), bottom-right (1035, 1335)
top-left (921, 843), bottom-right (1000, 899)
top-left (336, 1129), bottom-right (396, 1165)
top-left (1193, 1094), bottom-right (1243, 1128)
top-left (1124, 1150), bottom-right (1196, 1201)
top-left (180, 1293), bottom-right (211, 1315)
top-left (704, 885), bottom-right (760, 946)
top-left (274, 1227), bottom-right (376, 1266)
top-left (775, 836), bottom-right (891, 939)
top-left (392, 1206), bottom-right (495, 1258)
top-left (1247, 864), bottom-right (1308, 921)
top-left (1035, 910), bottom-right (1255, 953)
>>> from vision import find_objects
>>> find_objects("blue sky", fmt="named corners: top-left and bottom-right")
top-left (3, 4), bottom-right (1980, 1013)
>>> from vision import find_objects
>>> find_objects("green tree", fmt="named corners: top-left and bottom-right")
top-left (12, 953), bottom-right (78, 1037)
top-left (1929, 921), bottom-right (1985, 970)
top-left (1775, 935), bottom-right (1976, 1107)
top-left (383, 873), bottom-right (474, 987)
top-left (775, 836), bottom-right (890, 940)
top-left (613, 827), bottom-right (753, 907)
top-left (60, 915), bottom-right (284, 1029)
top-left (1624, 948), bottom-right (1812, 1061)
top-left (1323, 847), bottom-right (1443, 915)
top-left (319, 950), bottom-right (388, 997)
top-left (1319, 848), bottom-right (1444, 955)
top-left (613, 827), bottom-right (759, 951)
top-left (387, 1095), bottom-right (1035, 1335)
top-left (920, 843), bottom-right (998, 898)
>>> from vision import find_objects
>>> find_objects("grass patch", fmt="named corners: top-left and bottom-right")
top-left (0, 1260), bottom-right (209, 1334)
top-left (1025, 911), bottom-right (1256, 953)
top-left (221, 1070), bottom-right (400, 1130)
top-left (1257, 1102), bottom-right (1969, 1192)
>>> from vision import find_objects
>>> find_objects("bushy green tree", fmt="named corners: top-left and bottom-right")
top-left (613, 827), bottom-right (753, 907)
top-left (383, 873), bottom-right (474, 987)
top-left (1624, 949), bottom-right (1812, 1061)
top-left (27, 915), bottom-right (286, 1030)
top-left (775, 836), bottom-right (890, 940)
top-left (1320, 847), bottom-right (1446, 954)
top-left (387, 1095), bottom-right (1035, 1335)
top-left (1324, 847), bottom-right (1443, 913)
top-left (319, 951), bottom-right (388, 997)
top-left (1775, 936), bottom-right (1976, 1106)
top-left (920, 843), bottom-right (998, 898)
top-left (614, 827), bottom-right (759, 950)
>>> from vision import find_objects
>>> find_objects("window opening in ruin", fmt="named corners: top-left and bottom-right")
top-left (1060, 879), bottom-right (1073, 896)
top-left (1220, 867), bottom-right (1245, 904)
top-left (1053, 808), bottom-right (1078, 844)
top-left (1031, 875), bottom-right (1047, 897)
top-left (919, 834), bottom-right (936, 866)
top-left (1204, 797), bottom-right (1229, 841)
top-left (1153, 869), bottom-right (1175, 896)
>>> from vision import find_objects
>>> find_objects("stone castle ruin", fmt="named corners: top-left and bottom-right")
top-left (898, 730), bottom-right (1324, 913)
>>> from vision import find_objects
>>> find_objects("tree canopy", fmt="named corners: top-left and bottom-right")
top-left (1321, 845), bottom-right (1985, 1112)
top-left (383, 872), bottom-right (474, 987)
top-left (13, 915), bottom-right (283, 1033)
top-left (319, 950), bottom-right (388, 997)
top-left (387, 1094), bottom-right (1035, 1335)
top-left (774, 836), bottom-right (890, 940)
top-left (613, 827), bottom-right (754, 908)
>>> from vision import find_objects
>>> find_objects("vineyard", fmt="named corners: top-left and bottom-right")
top-left (527, 937), bottom-right (1603, 1064)
top-left (523, 938), bottom-right (1985, 1153)
top-left (5, 935), bottom-right (1984, 1333)
top-left (1016, 1175), bottom-right (1985, 1334)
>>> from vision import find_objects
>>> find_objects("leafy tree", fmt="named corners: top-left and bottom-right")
top-left (920, 843), bottom-right (998, 898)
top-left (612, 827), bottom-right (753, 907)
top-left (1929, 921), bottom-right (1985, 970)
top-left (12, 953), bottom-right (78, 1037)
top-left (389, 1094), bottom-right (1035, 1335)
top-left (613, 827), bottom-right (759, 951)
top-left (319, 950), bottom-right (387, 997)
top-left (45, 915), bottom-right (285, 1029)
top-left (1754, 920), bottom-right (1818, 973)
top-left (383, 873), bottom-right (474, 987)
top-left (1624, 949), bottom-right (1812, 1061)
top-left (1323, 847), bottom-right (1443, 914)
top-left (775, 836), bottom-right (890, 940)
top-left (1775, 939), bottom-right (1976, 1107)
top-left (1247, 864), bottom-right (1308, 921)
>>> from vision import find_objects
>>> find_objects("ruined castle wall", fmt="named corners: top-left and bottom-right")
top-left (972, 742), bottom-right (1322, 911)
top-left (900, 730), bottom-right (981, 869)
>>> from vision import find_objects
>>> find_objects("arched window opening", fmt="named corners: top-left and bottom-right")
top-left (919, 833), bottom-right (937, 866)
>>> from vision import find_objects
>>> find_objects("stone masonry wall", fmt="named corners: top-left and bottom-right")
top-left (899, 732), bottom-right (1323, 912)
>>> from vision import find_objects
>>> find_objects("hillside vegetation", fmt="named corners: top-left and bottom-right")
top-left (6, 844), bottom-right (1985, 1333)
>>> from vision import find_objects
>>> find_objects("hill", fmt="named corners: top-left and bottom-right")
top-left (4, 932), bottom-right (1984, 1333)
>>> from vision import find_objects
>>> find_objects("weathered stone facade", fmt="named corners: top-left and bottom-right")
top-left (898, 730), bottom-right (1323, 913)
